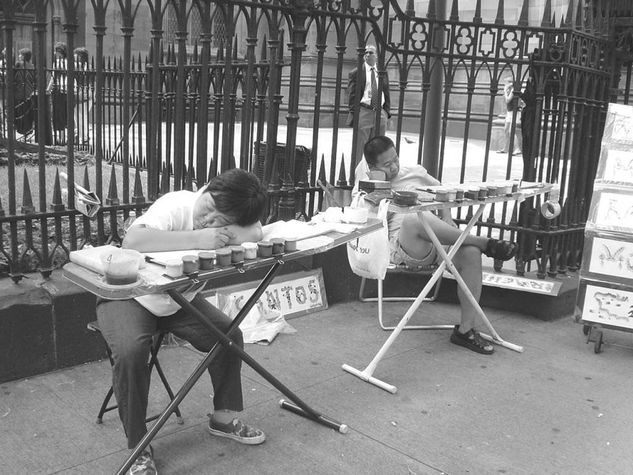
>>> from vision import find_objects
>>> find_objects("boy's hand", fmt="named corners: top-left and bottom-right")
top-left (197, 227), bottom-right (235, 249)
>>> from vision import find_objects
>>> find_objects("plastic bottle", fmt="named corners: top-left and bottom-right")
top-left (121, 210), bottom-right (137, 236)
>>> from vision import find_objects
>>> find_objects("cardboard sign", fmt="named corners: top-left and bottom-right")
top-left (206, 268), bottom-right (328, 320)
top-left (443, 268), bottom-right (562, 296)
top-left (580, 282), bottom-right (633, 330)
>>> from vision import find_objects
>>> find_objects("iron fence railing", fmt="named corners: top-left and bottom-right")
top-left (0, 0), bottom-right (627, 281)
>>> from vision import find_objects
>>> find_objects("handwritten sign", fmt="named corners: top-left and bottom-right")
top-left (598, 149), bottom-right (633, 185)
top-left (587, 236), bottom-right (633, 280)
top-left (580, 283), bottom-right (633, 330)
top-left (207, 269), bottom-right (328, 319)
top-left (443, 269), bottom-right (561, 296)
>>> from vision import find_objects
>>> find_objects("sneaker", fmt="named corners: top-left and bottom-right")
top-left (208, 416), bottom-right (266, 445)
top-left (484, 239), bottom-right (517, 261)
top-left (128, 446), bottom-right (157, 475)
top-left (450, 325), bottom-right (494, 355)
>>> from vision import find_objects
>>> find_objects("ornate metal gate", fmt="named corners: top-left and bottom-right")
top-left (0, 0), bottom-right (626, 281)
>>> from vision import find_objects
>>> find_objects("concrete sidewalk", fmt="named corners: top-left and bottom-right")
top-left (2, 299), bottom-right (633, 475)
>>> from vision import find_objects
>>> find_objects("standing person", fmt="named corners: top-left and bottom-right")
top-left (97, 169), bottom-right (268, 475)
top-left (346, 44), bottom-right (391, 169)
top-left (497, 77), bottom-right (522, 155)
top-left (48, 41), bottom-right (68, 144)
top-left (73, 46), bottom-right (90, 145)
top-left (13, 48), bottom-right (35, 137)
top-left (353, 136), bottom-right (518, 355)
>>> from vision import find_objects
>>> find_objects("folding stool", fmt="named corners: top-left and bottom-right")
top-left (358, 263), bottom-right (451, 331)
top-left (87, 321), bottom-right (184, 425)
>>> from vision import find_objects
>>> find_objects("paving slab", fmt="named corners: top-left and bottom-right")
top-left (2, 300), bottom-right (633, 474)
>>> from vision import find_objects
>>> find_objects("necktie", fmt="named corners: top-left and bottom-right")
top-left (370, 67), bottom-right (380, 110)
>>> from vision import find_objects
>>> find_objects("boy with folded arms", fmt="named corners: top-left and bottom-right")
top-left (353, 136), bottom-right (517, 355)
top-left (97, 169), bottom-right (267, 475)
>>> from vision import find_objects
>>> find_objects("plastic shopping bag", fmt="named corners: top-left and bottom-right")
top-left (346, 194), bottom-right (390, 280)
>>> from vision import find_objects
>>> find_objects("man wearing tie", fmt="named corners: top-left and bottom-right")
top-left (346, 44), bottom-right (391, 169)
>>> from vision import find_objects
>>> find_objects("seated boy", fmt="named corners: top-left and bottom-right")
top-left (97, 169), bottom-right (268, 475)
top-left (352, 136), bottom-right (517, 356)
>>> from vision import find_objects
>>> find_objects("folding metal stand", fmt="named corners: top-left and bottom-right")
top-left (342, 187), bottom-right (552, 394)
top-left (63, 219), bottom-right (382, 475)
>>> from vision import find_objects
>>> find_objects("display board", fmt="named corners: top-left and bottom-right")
top-left (578, 103), bottom-right (633, 330)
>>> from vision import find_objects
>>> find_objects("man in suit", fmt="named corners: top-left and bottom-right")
top-left (346, 44), bottom-right (391, 169)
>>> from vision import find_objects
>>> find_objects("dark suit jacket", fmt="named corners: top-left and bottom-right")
top-left (346, 65), bottom-right (391, 127)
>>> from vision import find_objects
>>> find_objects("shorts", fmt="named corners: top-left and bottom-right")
top-left (389, 234), bottom-right (443, 271)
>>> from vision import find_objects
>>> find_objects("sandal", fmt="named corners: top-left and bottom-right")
top-left (208, 415), bottom-right (266, 445)
top-left (484, 239), bottom-right (517, 261)
top-left (450, 325), bottom-right (494, 355)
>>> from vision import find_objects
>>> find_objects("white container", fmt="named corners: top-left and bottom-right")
top-left (164, 258), bottom-right (183, 278)
top-left (343, 206), bottom-right (368, 224)
top-left (242, 242), bottom-right (258, 260)
top-left (100, 248), bottom-right (142, 285)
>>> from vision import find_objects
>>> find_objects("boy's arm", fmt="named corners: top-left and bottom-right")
top-left (414, 174), bottom-right (455, 223)
top-left (225, 221), bottom-right (263, 245)
top-left (123, 225), bottom-right (236, 252)
top-left (123, 221), bottom-right (263, 252)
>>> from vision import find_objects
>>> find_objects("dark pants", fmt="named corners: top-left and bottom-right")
top-left (96, 294), bottom-right (244, 448)
top-left (353, 106), bottom-right (388, 169)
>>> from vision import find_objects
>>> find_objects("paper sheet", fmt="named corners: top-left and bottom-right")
top-left (69, 245), bottom-right (119, 274)
top-left (262, 219), bottom-right (358, 241)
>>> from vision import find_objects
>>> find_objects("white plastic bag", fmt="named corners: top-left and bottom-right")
top-left (346, 194), bottom-right (390, 280)
top-left (221, 295), bottom-right (296, 345)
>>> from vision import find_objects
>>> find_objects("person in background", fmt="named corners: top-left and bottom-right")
top-left (353, 136), bottom-right (518, 355)
top-left (49, 41), bottom-right (68, 144)
top-left (498, 77), bottom-right (523, 155)
top-left (97, 169), bottom-right (268, 475)
top-left (13, 48), bottom-right (35, 137)
top-left (346, 44), bottom-right (391, 170)
top-left (73, 46), bottom-right (90, 145)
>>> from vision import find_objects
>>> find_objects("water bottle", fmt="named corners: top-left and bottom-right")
top-left (121, 210), bottom-right (137, 237)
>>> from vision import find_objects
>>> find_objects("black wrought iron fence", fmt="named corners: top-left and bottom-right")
top-left (0, 0), bottom-right (627, 281)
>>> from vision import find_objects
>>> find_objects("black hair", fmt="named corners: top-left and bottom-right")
top-left (74, 46), bottom-right (89, 65)
top-left (204, 168), bottom-right (267, 226)
top-left (363, 135), bottom-right (395, 166)
top-left (18, 48), bottom-right (31, 63)
top-left (54, 42), bottom-right (67, 58)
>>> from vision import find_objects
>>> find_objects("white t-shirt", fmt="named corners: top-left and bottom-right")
top-left (132, 188), bottom-right (207, 316)
top-left (353, 162), bottom-right (434, 240)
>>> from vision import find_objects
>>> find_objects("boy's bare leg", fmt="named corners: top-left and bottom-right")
top-left (398, 212), bottom-right (489, 332)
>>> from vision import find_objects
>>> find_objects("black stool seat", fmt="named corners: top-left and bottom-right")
top-left (87, 321), bottom-right (184, 425)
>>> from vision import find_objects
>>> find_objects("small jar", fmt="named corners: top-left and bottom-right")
top-left (487, 185), bottom-right (498, 197)
top-left (231, 245), bottom-right (245, 264)
top-left (511, 180), bottom-right (520, 193)
top-left (478, 187), bottom-right (488, 200)
top-left (182, 255), bottom-right (199, 274)
top-left (164, 259), bottom-right (182, 278)
top-left (435, 187), bottom-right (449, 202)
top-left (215, 247), bottom-right (232, 266)
top-left (446, 188), bottom-right (457, 202)
top-left (271, 238), bottom-right (285, 255)
top-left (465, 187), bottom-right (479, 200)
top-left (285, 236), bottom-right (298, 252)
top-left (454, 188), bottom-right (465, 201)
top-left (257, 240), bottom-right (273, 258)
top-left (198, 251), bottom-right (215, 270)
top-left (242, 242), bottom-right (257, 260)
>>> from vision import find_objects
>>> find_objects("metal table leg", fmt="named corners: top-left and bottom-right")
top-left (118, 259), bottom-right (347, 474)
top-left (343, 204), bottom-right (521, 394)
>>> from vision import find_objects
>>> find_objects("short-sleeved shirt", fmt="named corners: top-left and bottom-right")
top-left (353, 162), bottom-right (434, 240)
top-left (132, 189), bottom-right (206, 316)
